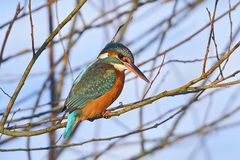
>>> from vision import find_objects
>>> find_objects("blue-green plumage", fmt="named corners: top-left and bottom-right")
top-left (63, 60), bottom-right (118, 138)
top-left (62, 42), bottom-right (149, 138)
top-left (64, 61), bottom-right (117, 112)
top-left (63, 111), bottom-right (80, 138)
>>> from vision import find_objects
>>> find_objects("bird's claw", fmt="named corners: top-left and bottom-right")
top-left (102, 110), bottom-right (111, 119)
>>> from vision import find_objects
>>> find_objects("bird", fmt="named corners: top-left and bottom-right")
top-left (62, 42), bottom-right (149, 138)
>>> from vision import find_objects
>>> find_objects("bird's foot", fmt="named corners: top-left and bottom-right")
top-left (102, 110), bottom-right (111, 119)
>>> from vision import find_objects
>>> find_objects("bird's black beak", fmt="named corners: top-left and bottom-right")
top-left (124, 62), bottom-right (150, 83)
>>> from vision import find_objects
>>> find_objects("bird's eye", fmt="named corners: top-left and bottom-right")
top-left (118, 54), bottom-right (124, 60)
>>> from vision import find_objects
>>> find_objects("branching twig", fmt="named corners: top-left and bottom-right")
top-left (0, 0), bottom-right (87, 130)
top-left (202, 0), bottom-right (218, 74)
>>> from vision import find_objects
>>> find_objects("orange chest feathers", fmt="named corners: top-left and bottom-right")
top-left (79, 69), bottom-right (125, 121)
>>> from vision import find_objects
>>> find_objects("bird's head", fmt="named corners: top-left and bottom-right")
top-left (98, 42), bottom-right (149, 83)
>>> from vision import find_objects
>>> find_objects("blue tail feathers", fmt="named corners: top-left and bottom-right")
top-left (63, 111), bottom-right (79, 138)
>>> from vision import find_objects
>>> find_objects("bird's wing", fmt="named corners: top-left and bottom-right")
top-left (64, 62), bottom-right (116, 112)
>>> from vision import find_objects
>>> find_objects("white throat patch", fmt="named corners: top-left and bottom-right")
top-left (111, 63), bottom-right (127, 71)
top-left (98, 52), bottom-right (108, 59)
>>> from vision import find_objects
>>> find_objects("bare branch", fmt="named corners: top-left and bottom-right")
top-left (0, 4), bottom-right (22, 68)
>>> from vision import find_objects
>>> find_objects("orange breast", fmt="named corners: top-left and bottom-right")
top-left (77, 69), bottom-right (125, 121)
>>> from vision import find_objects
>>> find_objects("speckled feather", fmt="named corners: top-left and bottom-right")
top-left (64, 61), bottom-right (116, 112)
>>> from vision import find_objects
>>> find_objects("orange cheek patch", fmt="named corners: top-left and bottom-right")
top-left (124, 57), bottom-right (131, 64)
top-left (107, 51), bottom-right (118, 58)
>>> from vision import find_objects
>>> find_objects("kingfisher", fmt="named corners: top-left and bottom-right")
top-left (62, 42), bottom-right (149, 138)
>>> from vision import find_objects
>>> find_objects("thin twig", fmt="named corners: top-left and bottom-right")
top-left (0, 87), bottom-right (12, 98)
top-left (111, 19), bottom-right (132, 43)
top-left (202, 0), bottom-right (219, 74)
top-left (28, 0), bottom-right (35, 55)
top-left (0, 4), bottom-right (22, 68)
